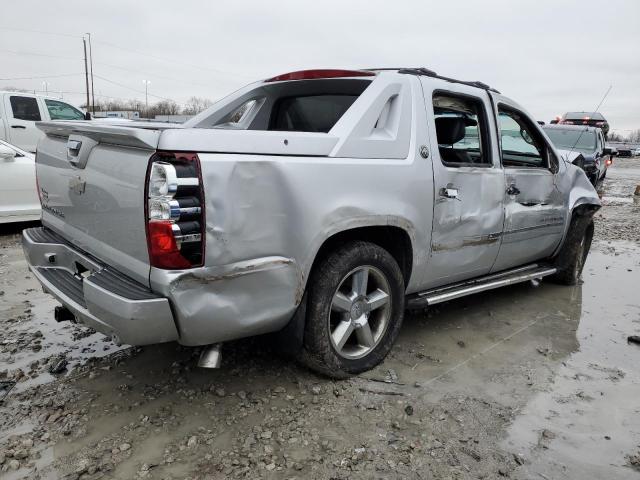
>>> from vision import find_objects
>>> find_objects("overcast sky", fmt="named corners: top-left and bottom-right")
top-left (1, 0), bottom-right (638, 133)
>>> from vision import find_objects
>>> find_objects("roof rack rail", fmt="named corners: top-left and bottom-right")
top-left (391, 67), bottom-right (501, 94)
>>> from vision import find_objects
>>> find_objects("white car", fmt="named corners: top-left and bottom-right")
top-left (634, 147), bottom-right (640, 157)
top-left (0, 140), bottom-right (40, 223)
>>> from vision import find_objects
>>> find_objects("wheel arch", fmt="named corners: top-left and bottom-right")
top-left (308, 225), bottom-right (414, 290)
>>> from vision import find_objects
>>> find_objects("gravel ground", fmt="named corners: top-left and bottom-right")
top-left (1, 159), bottom-right (640, 479)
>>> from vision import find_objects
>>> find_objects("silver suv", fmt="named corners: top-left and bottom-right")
top-left (23, 68), bottom-right (600, 378)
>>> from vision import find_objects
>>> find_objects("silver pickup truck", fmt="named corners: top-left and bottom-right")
top-left (22, 68), bottom-right (600, 378)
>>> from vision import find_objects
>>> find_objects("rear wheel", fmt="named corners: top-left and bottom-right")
top-left (551, 216), bottom-right (594, 285)
top-left (299, 241), bottom-right (405, 378)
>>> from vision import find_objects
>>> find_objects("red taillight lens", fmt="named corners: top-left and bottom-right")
top-left (265, 69), bottom-right (375, 82)
top-left (147, 221), bottom-right (191, 269)
top-left (606, 158), bottom-right (613, 166)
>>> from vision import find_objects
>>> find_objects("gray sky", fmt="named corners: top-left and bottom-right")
top-left (1, 0), bottom-right (639, 133)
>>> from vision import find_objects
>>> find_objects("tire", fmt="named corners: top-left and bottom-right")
top-left (551, 216), bottom-right (594, 286)
top-left (298, 241), bottom-right (405, 378)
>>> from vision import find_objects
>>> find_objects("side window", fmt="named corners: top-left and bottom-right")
top-left (213, 98), bottom-right (264, 129)
top-left (9, 96), bottom-right (41, 121)
top-left (432, 93), bottom-right (491, 166)
top-left (45, 99), bottom-right (85, 120)
top-left (498, 107), bottom-right (547, 168)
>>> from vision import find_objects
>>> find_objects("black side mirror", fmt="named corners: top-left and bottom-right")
top-left (84, 112), bottom-right (92, 120)
top-left (572, 155), bottom-right (585, 169)
top-left (603, 147), bottom-right (616, 156)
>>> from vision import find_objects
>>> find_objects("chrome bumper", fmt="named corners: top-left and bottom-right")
top-left (22, 227), bottom-right (179, 345)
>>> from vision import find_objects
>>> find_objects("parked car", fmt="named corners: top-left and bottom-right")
top-left (22, 68), bottom-right (600, 378)
top-left (542, 124), bottom-right (613, 185)
top-left (617, 146), bottom-right (633, 157)
top-left (555, 111), bottom-right (609, 138)
top-left (0, 140), bottom-right (40, 223)
top-left (634, 147), bottom-right (640, 157)
top-left (0, 91), bottom-right (89, 152)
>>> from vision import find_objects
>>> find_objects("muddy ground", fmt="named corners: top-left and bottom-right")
top-left (1, 159), bottom-right (640, 480)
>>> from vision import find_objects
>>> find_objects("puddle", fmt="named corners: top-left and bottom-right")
top-left (502, 248), bottom-right (640, 479)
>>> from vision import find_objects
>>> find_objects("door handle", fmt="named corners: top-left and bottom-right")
top-left (506, 185), bottom-right (521, 196)
top-left (11, 125), bottom-right (27, 129)
top-left (439, 186), bottom-right (459, 199)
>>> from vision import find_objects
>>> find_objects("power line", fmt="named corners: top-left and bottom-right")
top-left (0, 49), bottom-right (81, 61)
top-left (93, 60), bottom-right (214, 88)
top-left (0, 26), bottom-right (83, 39)
top-left (0, 73), bottom-right (84, 81)
top-left (93, 74), bottom-right (181, 103)
top-left (91, 39), bottom-right (252, 80)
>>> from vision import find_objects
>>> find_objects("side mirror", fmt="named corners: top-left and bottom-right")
top-left (0, 145), bottom-right (16, 162)
top-left (84, 112), bottom-right (92, 120)
top-left (572, 155), bottom-right (585, 169)
top-left (603, 147), bottom-right (616, 156)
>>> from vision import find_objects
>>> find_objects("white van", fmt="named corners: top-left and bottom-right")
top-left (0, 91), bottom-right (88, 152)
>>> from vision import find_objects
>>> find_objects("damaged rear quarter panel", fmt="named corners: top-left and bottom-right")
top-left (150, 153), bottom-right (433, 346)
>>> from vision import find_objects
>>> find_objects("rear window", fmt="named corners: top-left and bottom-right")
top-left (565, 112), bottom-right (605, 121)
top-left (199, 79), bottom-right (371, 133)
top-left (270, 95), bottom-right (358, 133)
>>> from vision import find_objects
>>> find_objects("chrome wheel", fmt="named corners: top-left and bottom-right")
top-left (328, 265), bottom-right (391, 359)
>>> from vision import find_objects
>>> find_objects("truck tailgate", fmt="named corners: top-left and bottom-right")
top-left (35, 121), bottom-right (175, 286)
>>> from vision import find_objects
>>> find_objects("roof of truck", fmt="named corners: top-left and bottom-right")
top-left (264, 68), bottom-right (500, 94)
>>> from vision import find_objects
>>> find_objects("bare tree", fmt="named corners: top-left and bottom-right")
top-left (183, 96), bottom-right (213, 115)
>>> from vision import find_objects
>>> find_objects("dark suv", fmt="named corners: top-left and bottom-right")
top-left (543, 124), bottom-right (613, 185)
top-left (551, 112), bottom-right (609, 139)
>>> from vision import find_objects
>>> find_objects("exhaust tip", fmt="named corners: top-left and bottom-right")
top-left (198, 344), bottom-right (222, 369)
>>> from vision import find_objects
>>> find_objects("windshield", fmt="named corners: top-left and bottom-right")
top-left (544, 128), bottom-right (596, 153)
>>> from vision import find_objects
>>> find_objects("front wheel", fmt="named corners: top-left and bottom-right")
top-left (551, 216), bottom-right (594, 285)
top-left (298, 241), bottom-right (405, 378)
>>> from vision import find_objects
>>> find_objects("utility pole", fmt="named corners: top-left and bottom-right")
top-left (142, 80), bottom-right (151, 118)
top-left (86, 32), bottom-right (96, 114)
top-left (82, 37), bottom-right (90, 115)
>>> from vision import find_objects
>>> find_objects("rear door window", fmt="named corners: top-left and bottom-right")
top-left (432, 93), bottom-right (491, 166)
top-left (10, 96), bottom-right (41, 121)
top-left (269, 95), bottom-right (358, 133)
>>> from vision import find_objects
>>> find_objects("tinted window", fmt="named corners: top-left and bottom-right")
top-left (45, 99), bottom-right (85, 120)
top-left (543, 128), bottom-right (596, 153)
top-left (10, 96), bottom-right (41, 121)
top-left (498, 108), bottom-right (546, 168)
top-left (565, 112), bottom-right (604, 121)
top-left (433, 93), bottom-right (491, 166)
top-left (270, 95), bottom-right (357, 133)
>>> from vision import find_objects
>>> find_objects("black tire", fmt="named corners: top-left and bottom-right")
top-left (551, 216), bottom-right (594, 286)
top-left (298, 241), bottom-right (405, 379)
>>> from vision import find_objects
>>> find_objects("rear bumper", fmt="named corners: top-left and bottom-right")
top-left (22, 227), bottom-right (179, 345)
top-left (22, 227), bottom-right (303, 347)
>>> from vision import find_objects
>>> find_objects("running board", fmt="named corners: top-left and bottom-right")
top-left (406, 264), bottom-right (556, 309)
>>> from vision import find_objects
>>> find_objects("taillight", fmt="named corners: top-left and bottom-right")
top-left (606, 158), bottom-right (613, 166)
top-left (145, 152), bottom-right (205, 269)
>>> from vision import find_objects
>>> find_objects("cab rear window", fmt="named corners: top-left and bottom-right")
top-left (270, 95), bottom-right (358, 133)
top-left (202, 79), bottom-right (371, 133)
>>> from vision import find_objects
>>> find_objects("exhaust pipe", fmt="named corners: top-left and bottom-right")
top-left (198, 344), bottom-right (222, 369)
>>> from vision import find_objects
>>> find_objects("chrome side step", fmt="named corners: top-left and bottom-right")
top-left (406, 264), bottom-right (556, 309)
